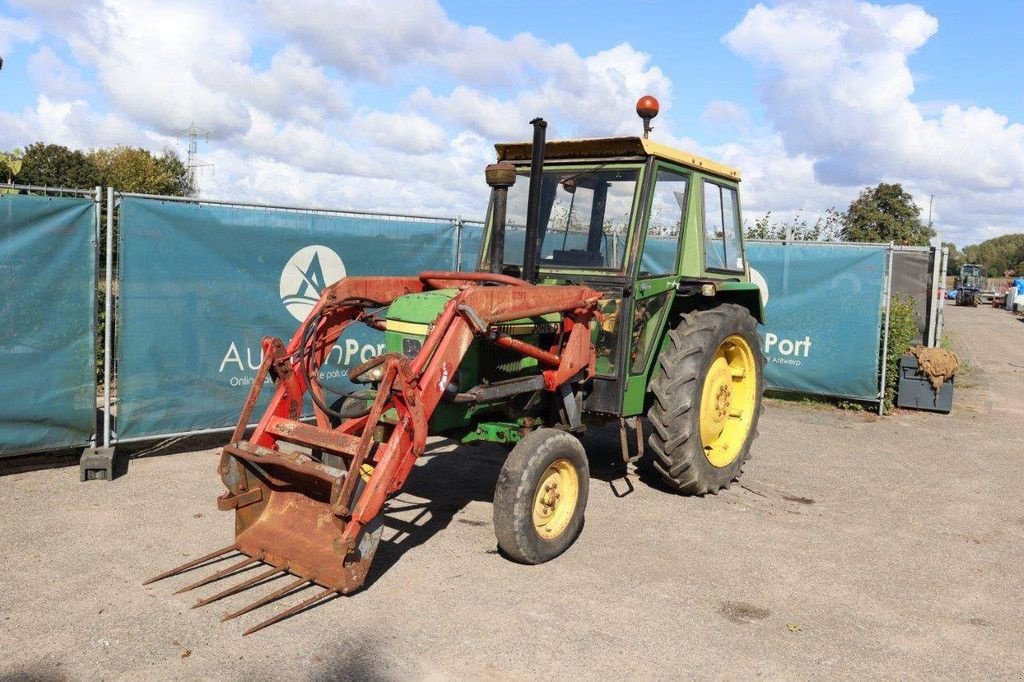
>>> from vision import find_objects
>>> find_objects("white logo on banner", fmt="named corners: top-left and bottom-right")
top-left (279, 245), bottom-right (347, 321)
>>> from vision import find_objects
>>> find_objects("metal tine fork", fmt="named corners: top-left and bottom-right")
top-left (142, 544), bottom-right (237, 586)
top-left (192, 566), bottom-right (286, 609)
top-left (221, 577), bottom-right (311, 623)
top-left (173, 553), bottom-right (265, 595)
top-left (243, 588), bottom-right (339, 636)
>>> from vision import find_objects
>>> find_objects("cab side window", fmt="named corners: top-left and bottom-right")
top-left (639, 168), bottom-right (689, 277)
top-left (703, 181), bottom-right (744, 271)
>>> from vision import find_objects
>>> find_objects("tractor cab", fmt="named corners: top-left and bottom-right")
top-left (477, 112), bottom-right (761, 415)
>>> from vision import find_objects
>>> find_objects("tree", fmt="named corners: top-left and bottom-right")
top-left (17, 142), bottom-right (100, 189)
top-left (841, 183), bottom-right (934, 246)
top-left (745, 208), bottom-right (843, 241)
top-left (1, 148), bottom-right (23, 184)
top-left (88, 146), bottom-right (194, 196)
top-left (943, 242), bottom-right (964, 272)
top-left (962, 233), bottom-right (1024, 277)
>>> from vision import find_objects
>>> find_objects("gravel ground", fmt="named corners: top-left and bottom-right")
top-left (1, 304), bottom-right (1021, 680)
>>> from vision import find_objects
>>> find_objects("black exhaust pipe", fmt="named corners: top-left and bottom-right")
top-left (522, 117), bottom-right (547, 284)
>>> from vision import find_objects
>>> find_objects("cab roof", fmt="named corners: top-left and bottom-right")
top-left (494, 136), bottom-right (741, 182)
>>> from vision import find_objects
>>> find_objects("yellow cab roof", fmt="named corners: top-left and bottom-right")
top-left (494, 136), bottom-right (740, 182)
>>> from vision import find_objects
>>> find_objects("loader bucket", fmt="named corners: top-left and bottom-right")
top-left (144, 439), bottom-right (385, 634)
top-left (225, 446), bottom-right (385, 593)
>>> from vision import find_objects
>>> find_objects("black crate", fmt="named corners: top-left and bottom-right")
top-left (896, 355), bottom-right (954, 413)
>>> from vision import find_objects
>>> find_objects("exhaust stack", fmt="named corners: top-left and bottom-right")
top-left (522, 117), bottom-right (547, 283)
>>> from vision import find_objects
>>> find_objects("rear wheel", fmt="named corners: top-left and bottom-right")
top-left (493, 428), bottom-right (589, 564)
top-left (647, 304), bottom-right (765, 494)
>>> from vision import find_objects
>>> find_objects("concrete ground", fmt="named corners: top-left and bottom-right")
top-left (1, 304), bottom-right (1022, 680)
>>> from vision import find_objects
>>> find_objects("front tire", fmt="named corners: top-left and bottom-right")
top-left (493, 428), bottom-right (589, 564)
top-left (647, 304), bottom-right (765, 494)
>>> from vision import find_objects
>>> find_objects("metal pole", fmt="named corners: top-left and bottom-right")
top-left (92, 186), bottom-right (102, 447)
top-left (454, 217), bottom-right (463, 272)
top-left (103, 187), bottom-right (114, 448)
top-left (927, 233), bottom-right (942, 346)
top-left (878, 243), bottom-right (894, 415)
top-left (93, 186), bottom-right (102, 243)
top-left (936, 246), bottom-right (948, 343)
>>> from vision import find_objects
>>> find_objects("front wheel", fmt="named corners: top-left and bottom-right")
top-left (492, 428), bottom-right (590, 564)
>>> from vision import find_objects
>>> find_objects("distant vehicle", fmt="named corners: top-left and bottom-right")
top-left (955, 264), bottom-right (985, 307)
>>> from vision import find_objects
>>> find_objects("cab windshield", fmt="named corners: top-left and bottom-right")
top-left (485, 166), bottom-right (640, 271)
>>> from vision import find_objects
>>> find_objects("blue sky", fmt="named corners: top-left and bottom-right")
top-left (1, 0), bottom-right (1022, 246)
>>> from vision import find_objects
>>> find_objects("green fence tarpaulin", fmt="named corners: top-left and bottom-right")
top-left (746, 242), bottom-right (888, 400)
top-left (0, 194), bottom-right (96, 456)
top-left (115, 198), bottom-right (457, 439)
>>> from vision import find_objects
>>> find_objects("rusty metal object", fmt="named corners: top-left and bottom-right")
top-left (146, 272), bottom-right (600, 633)
top-left (618, 416), bottom-right (645, 464)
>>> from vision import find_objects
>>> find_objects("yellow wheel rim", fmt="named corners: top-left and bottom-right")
top-left (532, 459), bottom-right (579, 540)
top-left (699, 334), bottom-right (758, 468)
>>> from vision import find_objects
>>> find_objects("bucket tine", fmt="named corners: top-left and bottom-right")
top-left (142, 544), bottom-right (237, 586)
top-left (173, 554), bottom-right (262, 595)
top-left (221, 577), bottom-right (309, 623)
top-left (192, 566), bottom-right (285, 609)
top-left (243, 587), bottom-right (337, 636)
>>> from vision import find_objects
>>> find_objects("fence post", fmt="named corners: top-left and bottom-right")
top-left (91, 187), bottom-right (102, 447)
top-left (454, 216), bottom-right (463, 272)
top-left (936, 246), bottom-right (948, 343)
top-left (926, 235), bottom-right (942, 346)
top-left (878, 243), bottom-right (895, 415)
top-left (103, 187), bottom-right (114, 448)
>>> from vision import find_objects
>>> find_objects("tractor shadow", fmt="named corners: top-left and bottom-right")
top-left (364, 424), bottom-right (668, 588)
top-left (362, 439), bottom-right (508, 589)
top-left (578, 421), bottom-right (676, 497)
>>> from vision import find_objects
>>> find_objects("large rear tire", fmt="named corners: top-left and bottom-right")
top-left (647, 304), bottom-right (765, 494)
top-left (493, 428), bottom-right (589, 564)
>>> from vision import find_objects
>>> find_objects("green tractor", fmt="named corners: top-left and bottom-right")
top-left (955, 263), bottom-right (985, 307)
top-left (149, 97), bottom-right (766, 633)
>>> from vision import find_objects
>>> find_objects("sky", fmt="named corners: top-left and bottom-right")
top-left (1, 0), bottom-right (1022, 247)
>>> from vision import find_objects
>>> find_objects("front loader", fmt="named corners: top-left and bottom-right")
top-left (146, 98), bottom-right (766, 634)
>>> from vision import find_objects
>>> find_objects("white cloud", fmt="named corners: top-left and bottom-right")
top-left (722, 1), bottom-right (1024, 244)
top-left (411, 43), bottom-right (672, 140)
top-left (258, 0), bottom-right (583, 87)
top-left (26, 45), bottom-right (87, 98)
top-left (0, 15), bottom-right (40, 55)
top-left (725, 2), bottom-right (1023, 190)
top-left (349, 110), bottom-right (447, 154)
top-left (0, 94), bottom-right (166, 151)
top-left (193, 44), bottom-right (348, 126)
top-left (701, 100), bottom-right (751, 131)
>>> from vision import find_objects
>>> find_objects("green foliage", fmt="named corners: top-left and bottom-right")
top-left (962, 233), bottom-right (1024, 277)
top-left (0, 148), bottom-right (23, 183)
top-left (943, 242), bottom-right (964, 272)
top-left (12, 142), bottom-right (195, 197)
top-left (746, 208), bottom-right (843, 241)
top-left (90, 146), bottom-right (195, 196)
top-left (18, 142), bottom-right (100, 189)
top-left (842, 183), bottom-right (934, 246)
top-left (882, 294), bottom-right (917, 414)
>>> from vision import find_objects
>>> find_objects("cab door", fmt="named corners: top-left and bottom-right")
top-left (620, 164), bottom-right (693, 415)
